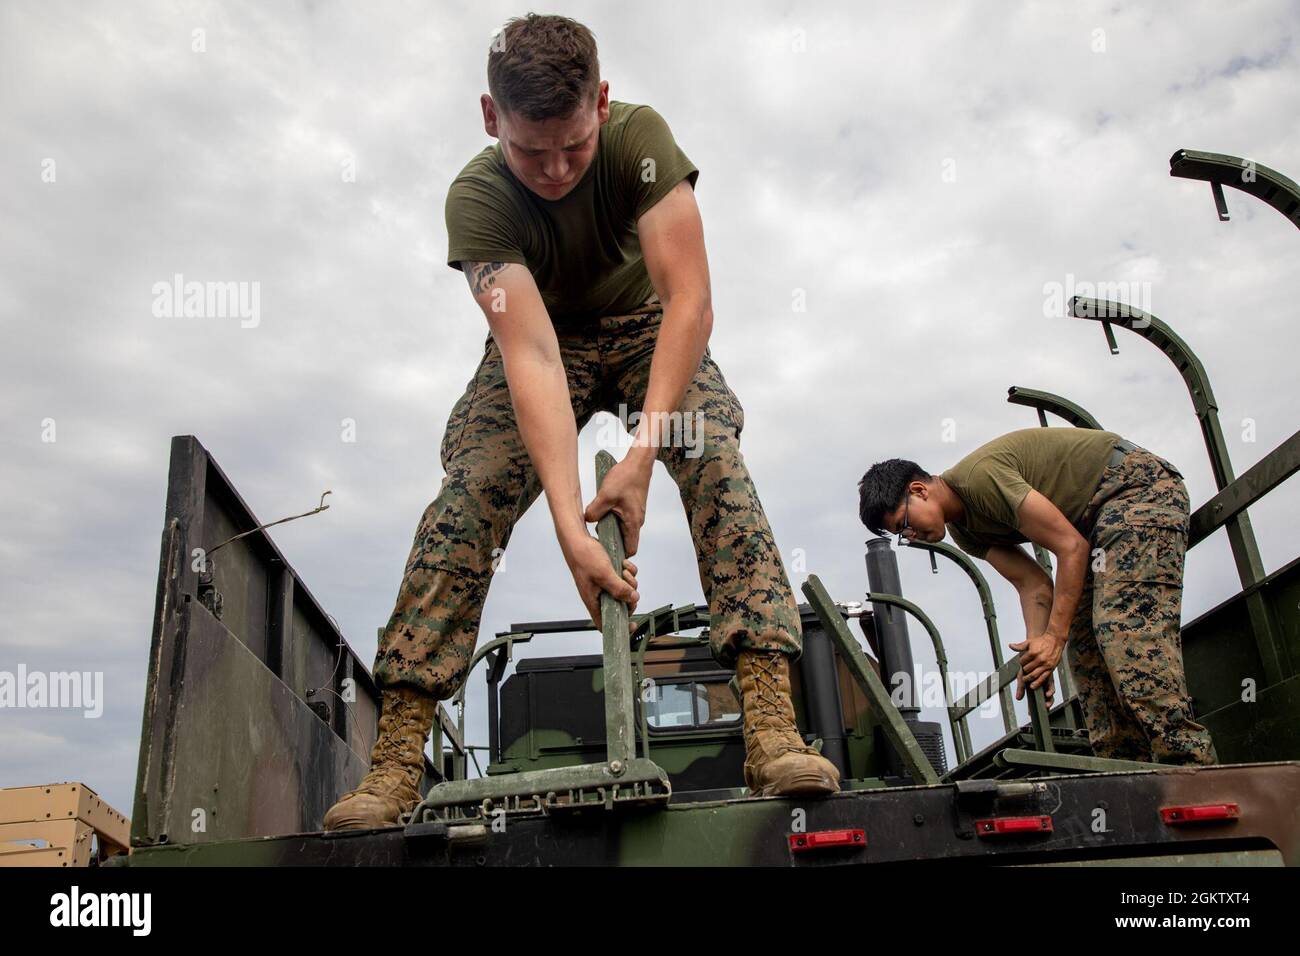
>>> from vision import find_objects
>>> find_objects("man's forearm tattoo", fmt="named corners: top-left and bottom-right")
top-left (465, 261), bottom-right (507, 295)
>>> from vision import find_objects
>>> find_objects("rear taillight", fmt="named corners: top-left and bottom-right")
top-left (974, 815), bottom-right (1053, 836)
top-left (788, 828), bottom-right (867, 852)
top-left (1160, 803), bottom-right (1240, 825)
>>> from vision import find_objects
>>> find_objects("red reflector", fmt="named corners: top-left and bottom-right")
top-left (788, 829), bottom-right (866, 852)
top-left (1161, 803), bottom-right (1240, 825)
top-left (974, 815), bottom-right (1053, 836)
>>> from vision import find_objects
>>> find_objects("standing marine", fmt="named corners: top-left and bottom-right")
top-left (324, 13), bottom-right (839, 831)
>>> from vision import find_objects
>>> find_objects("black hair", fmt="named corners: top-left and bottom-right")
top-left (858, 459), bottom-right (931, 536)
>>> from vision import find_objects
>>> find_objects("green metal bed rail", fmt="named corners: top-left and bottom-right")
top-left (862, 589), bottom-right (1060, 767)
top-left (1006, 385), bottom-right (1103, 431)
top-left (1168, 148), bottom-right (1300, 231)
top-left (1069, 298), bottom-right (1290, 686)
top-left (804, 575), bottom-right (1154, 779)
top-left (631, 602), bottom-right (711, 763)
top-left (802, 575), bottom-right (941, 785)
top-left (446, 630), bottom-right (534, 780)
top-left (1003, 384), bottom-right (1106, 706)
top-left (1063, 150), bottom-right (1300, 688)
top-left (860, 590), bottom-right (971, 763)
top-left (896, 538), bottom-right (1018, 737)
top-left (803, 574), bottom-right (1068, 780)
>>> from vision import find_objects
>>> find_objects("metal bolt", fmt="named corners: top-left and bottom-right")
top-left (913, 814), bottom-right (925, 826)
top-left (608, 760), bottom-right (625, 776)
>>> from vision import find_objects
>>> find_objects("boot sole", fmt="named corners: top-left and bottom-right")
top-left (322, 816), bottom-right (404, 832)
top-left (321, 793), bottom-right (415, 832)
top-left (754, 768), bottom-right (841, 798)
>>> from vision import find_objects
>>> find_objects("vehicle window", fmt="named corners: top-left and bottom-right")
top-left (646, 681), bottom-right (696, 728)
top-left (645, 679), bottom-right (739, 729)
top-left (696, 682), bottom-right (740, 725)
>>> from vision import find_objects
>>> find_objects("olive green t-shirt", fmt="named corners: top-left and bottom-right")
top-left (941, 428), bottom-right (1122, 559)
top-left (444, 100), bottom-right (699, 324)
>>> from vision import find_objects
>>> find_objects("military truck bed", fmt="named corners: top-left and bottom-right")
top-left (127, 436), bottom-right (1300, 867)
top-left (117, 762), bottom-right (1300, 867)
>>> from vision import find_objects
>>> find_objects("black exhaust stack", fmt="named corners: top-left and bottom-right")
top-left (865, 538), bottom-right (947, 779)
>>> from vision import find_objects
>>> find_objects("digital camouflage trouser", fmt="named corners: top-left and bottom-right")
top-left (1068, 445), bottom-right (1217, 766)
top-left (372, 301), bottom-right (802, 700)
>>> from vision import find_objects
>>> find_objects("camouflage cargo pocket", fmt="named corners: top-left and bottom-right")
top-left (1099, 501), bottom-right (1189, 584)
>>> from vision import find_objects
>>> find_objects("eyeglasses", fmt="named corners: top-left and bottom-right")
top-left (896, 495), bottom-right (915, 546)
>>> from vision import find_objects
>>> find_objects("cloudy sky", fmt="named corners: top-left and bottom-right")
top-left (3, 0), bottom-right (1298, 821)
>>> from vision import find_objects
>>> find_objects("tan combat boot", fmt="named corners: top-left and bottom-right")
top-left (322, 684), bottom-right (438, 831)
top-left (736, 649), bottom-right (841, 797)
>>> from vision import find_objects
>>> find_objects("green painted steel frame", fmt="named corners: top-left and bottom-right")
top-left (404, 453), bottom-right (671, 823)
top-left (1069, 296), bottom-right (1289, 686)
top-left (802, 575), bottom-right (942, 785)
top-left (1004, 384), bottom-right (1106, 705)
top-left (1190, 427), bottom-right (1300, 548)
top-left (862, 590), bottom-right (972, 763)
top-left (1006, 385), bottom-right (1104, 430)
top-left (630, 602), bottom-right (710, 763)
top-left (807, 574), bottom-right (1063, 779)
top-left (899, 539), bottom-right (1018, 734)
top-left (446, 631), bottom-right (533, 780)
top-left (1169, 148), bottom-right (1300, 231)
top-left (595, 450), bottom-right (638, 765)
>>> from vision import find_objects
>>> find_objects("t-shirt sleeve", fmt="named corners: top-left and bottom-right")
top-left (965, 456), bottom-right (1034, 530)
top-left (445, 176), bottom-right (528, 272)
top-left (947, 523), bottom-right (990, 560)
top-left (620, 105), bottom-right (700, 222)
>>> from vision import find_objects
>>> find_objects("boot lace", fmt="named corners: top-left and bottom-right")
top-left (750, 653), bottom-right (785, 721)
top-left (355, 694), bottom-right (425, 794)
top-left (376, 696), bottom-right (419, 759)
